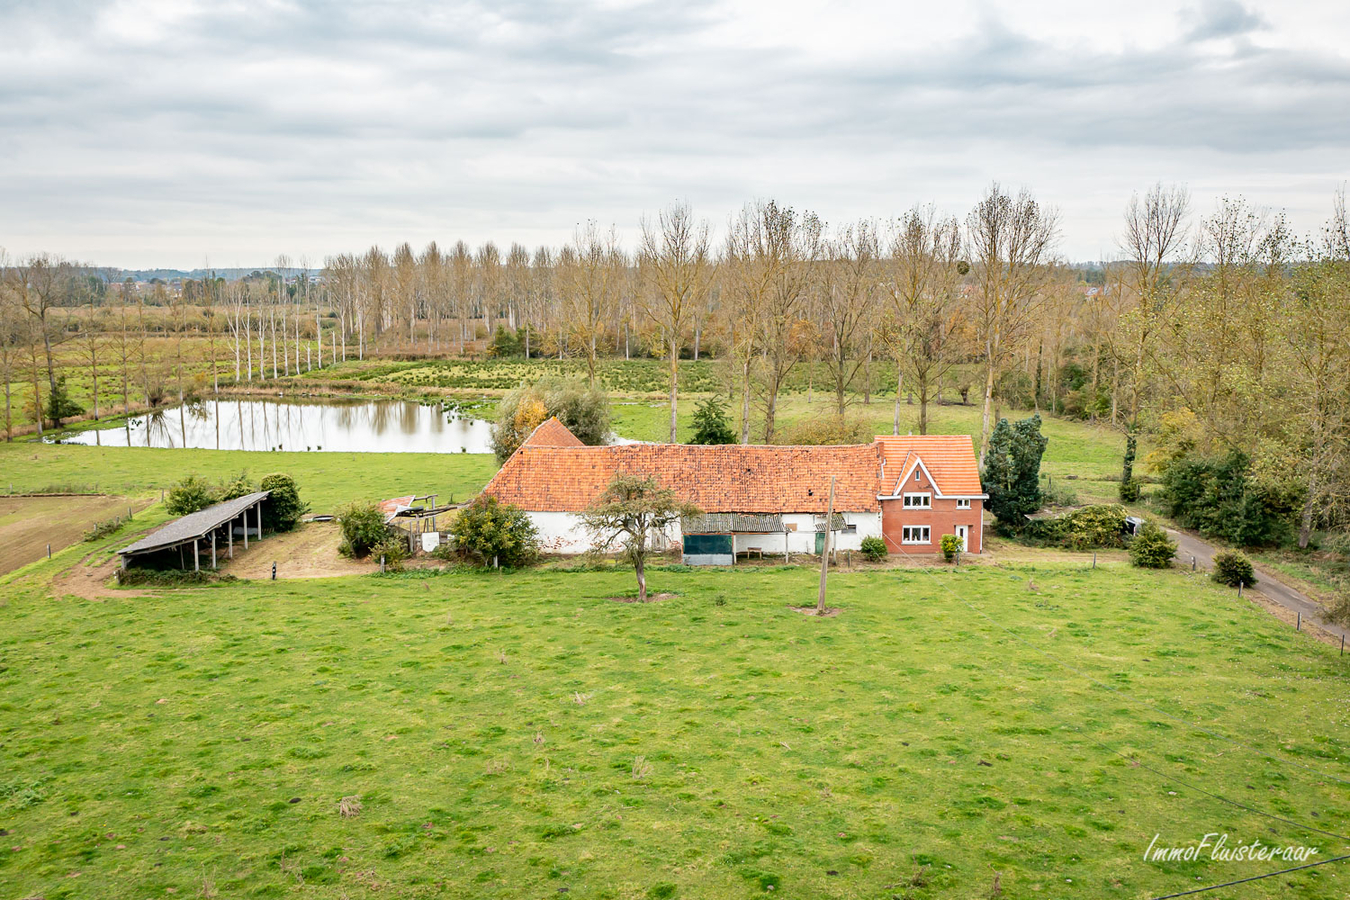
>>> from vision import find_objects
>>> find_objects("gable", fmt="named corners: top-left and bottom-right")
top-left (876, 435), bottom-right (984, 497)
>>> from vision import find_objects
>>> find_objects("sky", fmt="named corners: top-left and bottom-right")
top-left (1, 0), bottom-right (1348, 268)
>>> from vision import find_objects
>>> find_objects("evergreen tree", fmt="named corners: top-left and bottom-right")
top-left (981, 414), bottom-right (1048, 529)
top-left (44, 375), bottom-right (84, 427)
top-left (688, 396), bottom-right (736, 445)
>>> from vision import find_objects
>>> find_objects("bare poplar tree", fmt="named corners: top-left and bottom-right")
top-left (884, 206), bottom-right (964, 435)
top-left (819, 219), bottom-right (881, 416)
top-left (559, 222), bottom-right (622, 386)
top-left (966, 184), bottom-right (1059, 460)
top-left (638, 202), bottom-right (712, 442)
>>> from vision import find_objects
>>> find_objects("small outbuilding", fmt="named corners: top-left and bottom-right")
top-left (119, 491), bottom-right (269, 571)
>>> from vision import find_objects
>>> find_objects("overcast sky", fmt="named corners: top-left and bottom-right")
top-left (2, 0), bottom-right (1348, 268)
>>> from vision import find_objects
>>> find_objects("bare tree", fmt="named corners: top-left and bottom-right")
top-left (818, 220), bottom-right (881, 415)
top-left (966, 184), bottom-right (1059, 460)
top-left (1119, 183), bottom-right (1190, 430)
top-left (754, 202), bottom-right (822, 443)
top-left (884, 206), bottom-right (965, 434)
top-left (558, 223), bottom-right (622, 385)
top-left (638, 202), bottom-right (713, 442)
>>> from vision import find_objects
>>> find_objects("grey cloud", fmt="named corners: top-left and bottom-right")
top-left (1183, 0), bottom-right (1268, 42)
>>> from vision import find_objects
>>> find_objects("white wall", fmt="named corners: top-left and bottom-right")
top-left (527, 510), bottom-right (881, 558)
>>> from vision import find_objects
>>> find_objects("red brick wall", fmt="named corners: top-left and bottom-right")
top-left (879, 462), bottom-right (984, 554)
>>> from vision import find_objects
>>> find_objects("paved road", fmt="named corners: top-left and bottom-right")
top-left (1167, 527), bottom-right (1348, 643)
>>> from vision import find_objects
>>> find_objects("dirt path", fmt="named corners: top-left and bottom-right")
top-left (1168, 527), bottom-right (1348, 645)
top-left (51, 550), bottom-right (146, 601)
top-left (0, 495), bottom-right (153, 575)
top-left (221, 521), bottom-right (378, 579)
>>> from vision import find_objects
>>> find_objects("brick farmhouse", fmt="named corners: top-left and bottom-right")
top-left (482, 418), bottom-right (987, 559)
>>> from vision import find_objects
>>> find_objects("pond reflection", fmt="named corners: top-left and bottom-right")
top-left (48, 399), bottom-right (494, 454)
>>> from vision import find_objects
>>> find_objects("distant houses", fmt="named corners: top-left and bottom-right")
top-left (483, 419), bottom-right (986, 561)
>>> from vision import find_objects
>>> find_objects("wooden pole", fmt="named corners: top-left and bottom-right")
top-left (193, 538), bottom-right (199, 572)
top-left (256, 501), bottom-right (262, 541)
top-left (228, 520), bottom-right (234, 558)
top-left (817, 475), bottom-right (836, 613)
top-left (211, 531), bottom-right (217, 569)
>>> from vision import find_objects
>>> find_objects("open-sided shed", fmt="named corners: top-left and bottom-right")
top-left (119, 491), bottom-right (269, 571)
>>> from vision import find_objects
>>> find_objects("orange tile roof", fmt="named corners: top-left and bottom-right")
top-left (521, 416), bottom-right (585, 448)
top-left (875, 435), bottom-right (984, 496)
top-left (484, 442), bottom-right (882, 514)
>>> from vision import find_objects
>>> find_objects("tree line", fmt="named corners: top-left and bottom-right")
top-left (2, 183), bottom-right (1348, 541)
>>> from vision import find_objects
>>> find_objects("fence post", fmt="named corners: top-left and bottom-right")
top-left (1297, 612), bottom-right (1301, 632)
top-left (1192, 555), bottom-right (1196, 571)
top-left (47, 543), bottom-right (51, 559)
top-left (1092, 551), bottom-right (1096, 570)
top-left (1341, 635), bottom-right (1344, 657)
top-left (380, 555), bottom-right (386, 574)
top-left (1238, 582), bottom-right (1243, 599)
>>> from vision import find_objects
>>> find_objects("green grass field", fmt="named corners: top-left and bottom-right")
top-left (0, 443), bottom-right (497, 513)
top-left (2, 551), bottom-right (1347, 899)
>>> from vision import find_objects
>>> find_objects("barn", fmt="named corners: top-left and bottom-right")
top-left (481, 418), bottom-right (987, 560)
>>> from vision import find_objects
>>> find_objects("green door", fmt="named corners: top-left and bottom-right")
top-left (815, 531), bottom-right (826, 555)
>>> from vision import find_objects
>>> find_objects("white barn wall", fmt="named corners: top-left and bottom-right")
top-left (527, 510), bottom-right (881, 559)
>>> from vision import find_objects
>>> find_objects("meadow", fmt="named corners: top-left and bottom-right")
top-left (3, 544), bottom-right (1348, 898)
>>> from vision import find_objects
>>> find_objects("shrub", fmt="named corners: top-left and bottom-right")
top-left (216, 472), bottom-right (257, 502)
top-left (1159, 449), bottom-right (1300, 547)
top-left (860, 535), bottom-right (887, 562)
top-left (1212, 550), bottom-right (1256, 587)
top-left (777, 414), bottom-right (872, 446)
top-left (260, 473), bottom-right (308, 533)
top-left (373, 535), bottom-right (410, 572)
top-left (165, 475), bottom-right (217, 516)
top-left (1129, 522), bottom-right (1177, 568)
top-left (491, 378), bottom-right (611, 461)
top-left (449, 495), bottom-right (540, 567)
top-left (338, 501), bottom-right (389, 559)
top-left (1042, 480), bottom-right (1079, 507)
top-left (689, 396), bottom-right (736, 445)
top-left (940, 533), bottom-right (963, 562)
top-left (1063, 504), bottom-right (1127, 551)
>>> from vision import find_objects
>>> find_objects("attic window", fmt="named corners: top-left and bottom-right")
top-left (914, 470), bottom-right (921, 483)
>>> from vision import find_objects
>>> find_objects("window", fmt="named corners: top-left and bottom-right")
top-left (956, 498), bottom-right (971, 509)
top-left (902, 493), bottom-right (931, 509)
top-left (914, 469), bottom-right (921, 483)
top-left (901, 526), bottom-right (930, 544)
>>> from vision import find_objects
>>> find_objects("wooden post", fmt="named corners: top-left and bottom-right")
top-left (228, 520), bottom-right (234, 558)
top-left (242, 511), bottom-right (248, 550)
top-left (256, 501), bottom-right (262, 541)
top-left (817, 475), bottom-right (836, 613)
top-left (193, 538), bottom-right (199, 572)
top-left (211, 531), bottom-right (217, 569)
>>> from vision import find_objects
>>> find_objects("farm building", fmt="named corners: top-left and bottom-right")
top-left (482, 418), bottom-right (986, 559)
top-left (119, 491), bottom-right (270, 571)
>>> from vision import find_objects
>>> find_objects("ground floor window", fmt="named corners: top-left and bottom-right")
top-left (901, 525), bottom-right (930, 544)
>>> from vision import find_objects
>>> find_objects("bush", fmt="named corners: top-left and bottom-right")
top-left (1129, 522), bottom-right (1177, 568)
top-left (373, 535), bottom-right (410, 572)
top-left (689, 396), bottom-right (736, 445)
top-left (449, 495), bottom-right (540, 567)
top-left (1063, 504), bottom-right (1127, 551)
top-left (1042, 480), bottom-right (1079, 507)
top-left (338, 501), bottom-right (389, 559)
top-left (1159, 449), bottom-right (1300, 547)
top-left (940, 533), bottom-right (963, 562)
top-left (490, 378), bottom-right (611, 461)
top-left (165, 475), bottom-right (217, 516)
top-left (1212, 550), bottom-right (1256, 587)
top-left (860, 535), bottom-right (887, 562)
top-left (260, 473), bottom-right (307, 533)
top-left (777, 414), bottom-right (872, 446)
top-left (216, 472), bottom-right (257, 502)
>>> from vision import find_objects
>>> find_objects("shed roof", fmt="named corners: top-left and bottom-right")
top-left (681, 513), bottom-right (785, 534)
top-left (120, 491), bottom-right (269, 556)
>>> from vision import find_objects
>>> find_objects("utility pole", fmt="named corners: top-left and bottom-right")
top-left (817, 475), bottom-right (836, 613)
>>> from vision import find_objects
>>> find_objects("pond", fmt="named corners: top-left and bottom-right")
top-left (48, 398), bottom-right (497, 454)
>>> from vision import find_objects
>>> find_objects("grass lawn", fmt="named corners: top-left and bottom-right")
top-left (0, 443), bottom-right (498, 513)
top-left (2, 551), bottom-right (1347, 898)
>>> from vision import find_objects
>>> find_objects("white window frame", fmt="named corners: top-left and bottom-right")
top-left (955, 498), bottom-right (971, 509)
top-left (901, 525), bottom-right (931, 544)
top-left (902, 492), bottom-right (931, 509)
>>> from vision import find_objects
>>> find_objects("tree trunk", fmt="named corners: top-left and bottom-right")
top-left (635, 551), bottom-right (647, 602)
top-left (668, 339), bottom-right (679, 443)
top-left (893, 363), bottom-right (903, 435)
top-left (979, 357), bottom-right (997, 465)
top-left (740, 357), bottom-right (752, 444)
